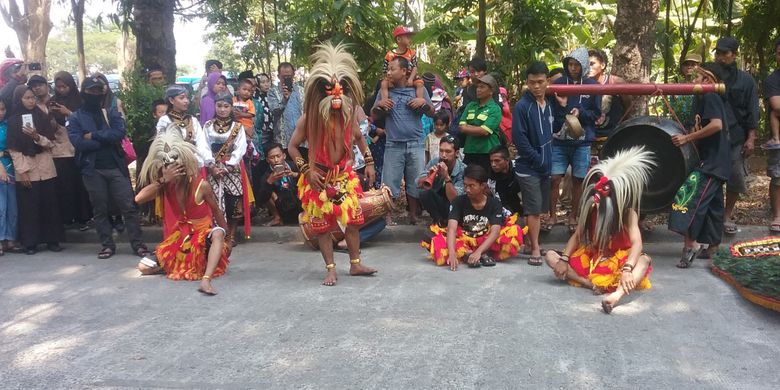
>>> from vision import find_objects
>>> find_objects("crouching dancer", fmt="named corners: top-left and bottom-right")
top-left (545, 147), bottom-right (654, 313)
top-left (135, 131), bottom-right (230, 295)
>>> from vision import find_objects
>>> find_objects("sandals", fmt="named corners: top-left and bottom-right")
top-left (770, 222), bottom-right (780, 234)
top-left (135, 246), bottom-right (151, 258)
top-left (98, 247), bottom-right (115, 259)
top-left (723, 222), bottom-right (738, 235)
top-left (567, 223), bottom-right (577, 234)
top-left (677, 246), bottom-right (702, 269)
top-left (527, 256), bottom-right (543, 266)
top-left (480, 254), bottom-right (496, 267)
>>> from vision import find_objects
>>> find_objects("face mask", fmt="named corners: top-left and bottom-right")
top-left (82, 93), bottom-right (103, 111)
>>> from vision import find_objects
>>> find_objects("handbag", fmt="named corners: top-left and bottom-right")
top-left (122, 136), bottom-right (137, 164)
top-left (102, 108), bottom-right (137, 164)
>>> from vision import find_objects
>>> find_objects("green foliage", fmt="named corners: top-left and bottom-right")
top-left (47, 20), bottom-right (124, 74)
top-left (713, 252), bottom-right (780, 299)
top-left (204, 33), bottom-right (245, 73)
top-left (116, 63), bottom-right (164, 143)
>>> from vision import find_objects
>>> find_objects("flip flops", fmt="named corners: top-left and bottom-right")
top-left (677, 246), bottom-right (702, 269)
top-left (480, 254), bottom-right (496, 267)
top-left (527, 256), bottom-right (543, 266)
top-left (723, 222), bottom-right (738, 235)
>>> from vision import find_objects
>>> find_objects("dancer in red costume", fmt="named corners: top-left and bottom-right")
top-left (287, 42), bottom-right (377, 286)
top-left (135, 131), bottom-right (229, 295)
top-left (544, 146), bottom-right (655, 313)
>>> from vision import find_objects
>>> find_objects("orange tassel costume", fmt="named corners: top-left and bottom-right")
top-left (567, 229), bottom-right (651, 292)
top-left (156, 174), bottom-right (229, 280)
top-left (421, 214), bottom-right (526, 266)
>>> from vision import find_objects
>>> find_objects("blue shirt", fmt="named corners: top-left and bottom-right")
top-left (0, 120), bottom-right (13, 176)
top-left (418, 157), bottom-right (465, 195)
top-left (373, 87), bottom-right (432, 142)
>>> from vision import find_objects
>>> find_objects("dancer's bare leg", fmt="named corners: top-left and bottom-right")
top-left (318, 233), bottom-right (338, 286)
top-left (345, 225), bottom-right (376, 276)
top-left (601, 254), bottom-right (652, 313)
top-left (199, 228), bottom-right (225, 295)
top-left (544, 250), bottom-right (592, 288)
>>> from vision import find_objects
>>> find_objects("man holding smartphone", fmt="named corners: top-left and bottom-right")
top-left (267, 62), bottom-right (304, 155)
top-left (255, 143), bottom-right (301, 226)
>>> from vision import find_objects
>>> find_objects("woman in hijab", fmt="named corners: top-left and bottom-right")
top-left (50, 71), bottom-right (82, 125)
top-left (199, 72), bottom-right (225, 126)
top-left (7, 85), bottom-right (64, 254)
top-left (50, 71), bottom-right (93, 230)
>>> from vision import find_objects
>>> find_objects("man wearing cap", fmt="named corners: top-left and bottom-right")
top-left (669, 53), bottom-right (702, 130)
top-left (453, 69), bottom-right (470, 110)
top-left (714, 37), bottom-right (759, 235)
top-left (0, 59), bottom-right (27, 110)
top-left (156, 85), bottom-right (214, 167)
top-left (67, 76), bottom-right (150, 259)
top-left (458, 74), bottom-right (503, 172)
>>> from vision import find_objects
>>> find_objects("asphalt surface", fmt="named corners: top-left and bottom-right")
top-left (1, 240), bottom-right (779, 389)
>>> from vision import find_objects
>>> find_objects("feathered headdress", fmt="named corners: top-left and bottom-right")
top-left (303, 42), bottom-right (363, 164)
top-left (138, 125), bottom-right (200, 188)
top-left (577, 146), bottom-right (656, 251)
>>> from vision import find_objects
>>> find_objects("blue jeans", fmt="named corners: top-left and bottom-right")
top-left (359, 219), bottom-right (387, 243)
top-left (382, 140), bottom-right (425, 199)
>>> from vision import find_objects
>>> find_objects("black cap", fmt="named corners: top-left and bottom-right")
top-left (82, 76), bottom-right (105, 91)
top-left (26, 75), bottom-right (47, 86)
top-left (715, 37), bottom-right (739, 53)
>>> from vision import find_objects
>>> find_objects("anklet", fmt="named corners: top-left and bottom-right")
top-left (202, 275), bottom-right (211, 280)
top-left (349, 258), bottom-right (361, 264)
top-left (325, 263), bottom-right (336, 270)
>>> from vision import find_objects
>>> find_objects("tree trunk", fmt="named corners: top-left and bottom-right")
top-left (612, 0), bottom-right (660, 116)
top-left (131, 0), bottom-right (176, 83)
top-left (0, 0), bottom-right (53, 77)
top-left (475, 0), bottom-right (486, 59)
top-left (71, 0), bottom-right (86, 82)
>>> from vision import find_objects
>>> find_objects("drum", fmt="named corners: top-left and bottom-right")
top-left (600, 116), bottom-right (700, 213)
top-left (299, 186), bottom-right (394, 249)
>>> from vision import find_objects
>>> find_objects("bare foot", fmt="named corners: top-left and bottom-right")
top-left (349, 263), bottom-right (377, 276)
top-left (592, 285), bottom-right (606, 295)
top-left (198, 279), bottom-right (217, 295)
top-left (323, 269), bottom-right (338, 286)
top-left (264, 216), bottom-right (282, 227)
top-left (601, 291), bottom-right (621, 314)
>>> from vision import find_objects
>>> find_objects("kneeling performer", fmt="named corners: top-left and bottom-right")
top-left (288, 42), bottom-right (377, 286)
top-left (545, 146), bottom-right (654, 313)
top-left (135, 131), bottom-right (230, 295)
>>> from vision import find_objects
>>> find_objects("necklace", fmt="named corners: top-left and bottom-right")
top-left (213, 117), bottom-right (233, 134)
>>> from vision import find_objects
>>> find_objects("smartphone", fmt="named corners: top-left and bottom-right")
top-left (273, 164), bottom-right (285, 174)
top-left (27, 63), bottom-right (41, 71)
top-left (283, 76), bottom-right (294, 91)
top-left (21, 114), bottom-right (34, 129)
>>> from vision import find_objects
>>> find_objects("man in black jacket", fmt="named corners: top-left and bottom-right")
top-left (67, 76), bottom-right (149, 259)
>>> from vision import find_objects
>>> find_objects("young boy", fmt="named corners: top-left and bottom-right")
top-left (422, 164), bottom-right (522, 270)
top-left (232, 79), bottom-right (256, 138)
top-left (380, 25), bottom-right (424, 103)
top-left (425, 111), bottom-right (449, 163)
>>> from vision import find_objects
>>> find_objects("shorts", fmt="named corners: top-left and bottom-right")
top-left (726, 142), bottom-right (748, 194)
top-left (551, 144), bottom-right (590, 178)
top-left (668, 170), bottom-right (725, 245)
top-left (516, 174), bottom-right (550, 216)
top-left (767, 149), bottom-right (780, 186)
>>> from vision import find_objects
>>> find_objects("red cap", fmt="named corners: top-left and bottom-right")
top-left (393, 26), bottom-right (415, 38)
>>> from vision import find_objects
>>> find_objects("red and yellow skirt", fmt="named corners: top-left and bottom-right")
top-left (298, 165), bottom-right (364, 234)
top-left (421, 215), bottom-right (525, 266)
top-left (568, 246), bottom-right (651, 292)
top-left (156, 217), bottom-right (230, 281)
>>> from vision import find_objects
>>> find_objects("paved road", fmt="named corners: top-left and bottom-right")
top-left (1, 241), bottom-right (778, 389)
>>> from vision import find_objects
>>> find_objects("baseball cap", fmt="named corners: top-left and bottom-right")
top-left (82, 76), bottom-right (105, 91)
top-left (393, 26), bottom-right (415, 38)
top-left (26, 75), bottom-right (47, 86)
top-left (455, 69), bottom-right (469, 79)
top-left (682, 53), bottom-right (702, 64)
top-left (476, 74), bottom-right (498, 91)
top-left (714, 37), bottom-right (739, 53)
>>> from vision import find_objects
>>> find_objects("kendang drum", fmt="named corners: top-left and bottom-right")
top-left (299, 186), bottom-right (394, 249)
top-left (600, 116), bottom-right (699, 213)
